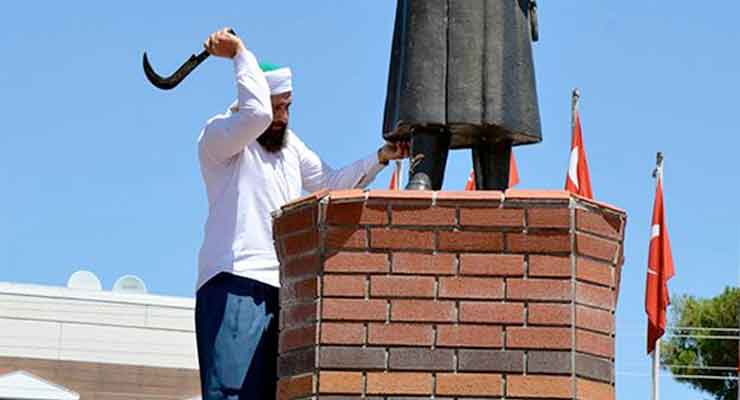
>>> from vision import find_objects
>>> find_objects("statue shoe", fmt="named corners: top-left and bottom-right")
top-left (405, 173), bottom-right (433, 191)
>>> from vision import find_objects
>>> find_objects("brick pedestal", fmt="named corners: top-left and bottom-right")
top-left (273, 189), bottom-right (626, 399)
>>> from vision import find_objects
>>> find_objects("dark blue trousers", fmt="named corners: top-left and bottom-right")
top-left (195, 273), bottom-right (279, 400)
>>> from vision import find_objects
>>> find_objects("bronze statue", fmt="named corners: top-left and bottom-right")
top-left (384, 0), bottom-right (542, 190)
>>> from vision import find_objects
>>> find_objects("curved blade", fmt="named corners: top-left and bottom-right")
top-left (143, 50), bottom-right (210, 90)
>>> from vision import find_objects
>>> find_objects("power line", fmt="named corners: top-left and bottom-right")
top-left (665, 365), bottom-right (739, 372)
top-left (669, 334), bottom-right (740, 340)
top-left (669, 327), bottom-right (740, 333)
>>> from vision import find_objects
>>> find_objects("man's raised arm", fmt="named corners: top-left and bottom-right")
top-left (198, 29), bottom-right (273, 163)
top-left (299, 140), bottom-right (409, 192)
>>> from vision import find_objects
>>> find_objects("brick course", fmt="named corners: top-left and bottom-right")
top-left (459, 253), bottom-right (525, 276)
top-left (274, 191), bottom-right (625, 399)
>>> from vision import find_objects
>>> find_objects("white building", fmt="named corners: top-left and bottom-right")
top-left (0, 276), bottom-right (200, 399)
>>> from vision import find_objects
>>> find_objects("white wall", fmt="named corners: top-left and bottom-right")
top-left (0, 283), bottom-right (198, 370)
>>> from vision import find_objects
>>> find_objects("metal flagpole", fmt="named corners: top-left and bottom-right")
top-left (394, 160), bottom-right (403, 189)
top-left (651, 152), bottom-right (664, 400)
top-left (652, 338), bottom-right (661, 400)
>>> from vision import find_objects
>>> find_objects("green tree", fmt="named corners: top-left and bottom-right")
top-left (662, 287), bottom-right (739, 400)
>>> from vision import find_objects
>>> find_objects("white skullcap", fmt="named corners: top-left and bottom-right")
top-left (264, 67), bottom-right (292, 95)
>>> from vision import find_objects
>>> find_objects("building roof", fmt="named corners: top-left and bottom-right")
top-left (0, 281), bottom-right (194, 309)
top-left (0, 371), bottom-right (79, 400)
top-left (0, 281), bottom-right (198, 370)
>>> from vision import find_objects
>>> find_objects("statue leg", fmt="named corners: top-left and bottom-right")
top-left (405, 127), bottom-right (451, 191)
top-left (472, 141), bottom-right (512, 191)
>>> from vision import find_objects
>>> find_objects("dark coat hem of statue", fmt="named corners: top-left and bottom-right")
top-left (383, 0), bottom-right (543, 150)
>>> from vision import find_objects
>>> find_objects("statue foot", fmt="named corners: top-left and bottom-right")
top-left (405, 173), bottom-right (433, 191)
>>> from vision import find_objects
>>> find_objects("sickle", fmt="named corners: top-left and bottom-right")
top-left (143, 29), bottom-right (236, 90)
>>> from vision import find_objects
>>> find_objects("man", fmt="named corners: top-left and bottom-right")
top-left (195, 29), bottom-right (407, 399)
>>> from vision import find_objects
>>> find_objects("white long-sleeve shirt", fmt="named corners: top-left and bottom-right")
top-left (196, 48), bottom-right (385, 289)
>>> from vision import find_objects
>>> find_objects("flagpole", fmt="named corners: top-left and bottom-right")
top-left (572, 88), bottom-right (580, 128)
top-left (651, 152), bottom-right (664, 400)
top-left (652, 338), bottom-right (661, 400)
top-left (395, 160), bottom-right (403, 190)
top-left (652, 152), bottom-right (664, 181)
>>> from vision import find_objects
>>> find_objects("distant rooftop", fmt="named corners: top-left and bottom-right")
top-left (0, 279), bottom-right (197, 370)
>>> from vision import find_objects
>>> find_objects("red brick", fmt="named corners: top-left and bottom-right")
top-left (507, 327), bottom-right (572, 349)
top-left (391, 205), bottom-right (456, 225)
top-left (505, 189), bottom-right (572, 200)
top-left (459, 302), bottom-right (524, 324)
top-left (325, 227), bottom-right (367, 249)
top-left (576, 282), bottom-right (614, 310)
top-left (371, 276), bottom-right (435, 298)
top-left (528, 303), bottom-right (573, 326)
top-left (366, 372), bottom-right (433, 395)
top-left (297, 277), bottom-right (319, 298)
top-left (322, 275), bottom-right (366, 297)
top-left (436, 373), bottom-right (502, 396)
top-left (576, 209), bottom-right (622, 240)
top-left (459, 208), bottom-right (524, 227)
top-left (507, 279), bottom-right (572, 302)
top-left (527, 208), bottom-right (571, 228)
top-left (460, 254), bottom-right (524, 276)
top-left (577, 378), bottom-right (615, 399)
top-left (282, 190), bottom-right (328, 211)
top-left (281, 253), bottom-right (322, 281)
top-left (283, 230), bottom-right (320, 257)
top-left (326, 202), bottom-right (388, 225)
top-left (279, 325), bottom-right (316, 353)
top-left (435, 190), bottom-right (504, 203)
top-left (370, 228), bottom-right (434, 250)
top-left (319, 371), bottom-right (363, 394)
top-left (438, 231), bottom-right (504, 252)
top-left (391, 300), bottom-right (455, 322)
top-left (368, 323), bottom-right (434, 346)
top-left (324, 252), bottom-right (388, 273)
top-left (576, 233), bottom-right (619, 262)
top-left (507, 232), bottom-right (571, 253)
top-left (436, 325), bottom-right (503, 348)
top-left (367, 190), bottom-right (435, 201)
top-left (281, 302), bottom-right (318, 329)
top-left (439, 277), bottom-right (504, 299)
top-left (322, 299), bottom-right (387, 321)
top-left (327, 189), bottom-right (364, 201)
top-left (576, 257), bottom-right (614, 287)
top-left (577, 329), bottom-right (614, 358)
top-left (576, 305), bottom-right (614, 334)
top-left (529, 255), bottom-right (572, 278)
top-left (274, 206), bottom-right (316, 236)
top-left (282, 277), bottom-right (319, 304)
top-left (277, 374), bottom-right (314, 400)
top-left (320, 323), bottom-right (365, 345)
top-left (507, 375), bottom-right (574, 398)
top-left (393, 252), bottom-right (456, 275)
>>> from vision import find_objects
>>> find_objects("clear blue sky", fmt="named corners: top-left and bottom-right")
top-left (1, 1), bottom-right (738, 398)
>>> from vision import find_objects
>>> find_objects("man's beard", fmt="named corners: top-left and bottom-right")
top-left (257, 123), bottom-right (287, 153)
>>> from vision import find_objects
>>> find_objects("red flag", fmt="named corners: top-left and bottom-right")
top-left (509, 153), bottom-right (520, 187)
top-left (645, 172), bottom-right (675, 354)
top-left (388, 160), bottom-right (402, 190)
top-left (465, 153), bottom-right (520, 191)
top-left (464, 170), bottom-right (475, 191)
top-left (565, 94), bottom-right (594, 198)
